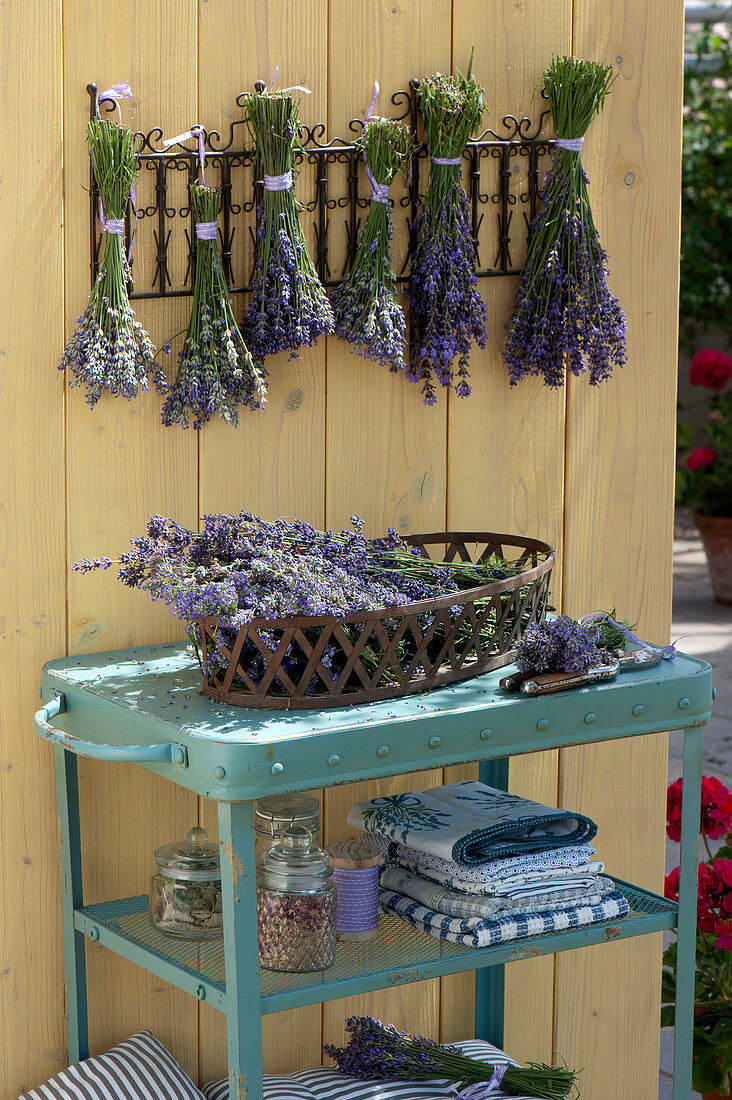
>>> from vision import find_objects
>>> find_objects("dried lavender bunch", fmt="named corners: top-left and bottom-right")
top-left (406, 59), bottom-right (487, 404)
top-left (161, 183), bottom-right (267, 429)
top-left (59, 117), bottom-right (164, 407)
top-left (325, 1017), bottom-right (578, 1099)
top-left (240, 90), bottom-right (333, 360)
top-left (516, 614), bottom-right (607, 674)
top-left (331, 116), bottom-right (415, 370)
top-left (504, 56), bottom-right (626, 387)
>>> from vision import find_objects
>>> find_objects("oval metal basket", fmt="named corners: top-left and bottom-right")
top-left (195, 531), bottom-right (554, 710)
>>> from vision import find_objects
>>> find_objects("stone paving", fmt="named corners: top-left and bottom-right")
top-left (659, 512), bottom-right (732, 1099)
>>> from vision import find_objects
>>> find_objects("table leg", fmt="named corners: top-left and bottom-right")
top-left (219, 801), bottom-right (264, 1100)
top-left (54, 746), bottom-right (88, 1063)
top-left (474, 758), bottom-right (509, 1048)
top-left (672, 725), bottom-right (703, 1100)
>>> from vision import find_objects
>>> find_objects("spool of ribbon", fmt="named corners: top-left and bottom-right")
top-left (578, 612), bottom-right (679, 660)
top-left (450, 1065), bottom-right (508, 1097)
top-left (163, 126), bottom-right (207, 186)
top-left (96, 82), bottom-right (133, 123)
top-left (555, 135), bottom-right (584, 152)
top-left (327, 839), bottom-right (381, 942)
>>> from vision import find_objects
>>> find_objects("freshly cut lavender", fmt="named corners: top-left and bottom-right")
top-left (406, 59), bottom-right (487, 404)
top-left (59, 117), bottom-right (164, 407)
top-left (73, 512), bottom-right (530, 694)
top-left (325, 1016), bottom-right (578, 1099)
top-left (161, 183), bottom-right (267, 429)
top-left (240, 89), bottom-right (333, 360)
top-left (504, 57), bottom-right (626, 387)
top-left (331, 113), bottom-right (415, 371)
top-left (515, 614), bottom-right (607, 674)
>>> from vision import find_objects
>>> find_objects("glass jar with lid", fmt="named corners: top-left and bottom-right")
top-left (254, 793), bottom-right (320, 865)
top-left (257, 826), bottom-right (336, 972)
top-left (150, 826), bottom-right (223, 939)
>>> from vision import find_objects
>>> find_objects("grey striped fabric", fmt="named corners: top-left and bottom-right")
top-left (18, 1031), bottom-right (205, 1100)
top-left (202, 1039), bottom-right (537, 1100)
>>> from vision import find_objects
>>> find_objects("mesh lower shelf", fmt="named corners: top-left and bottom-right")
top-left (76, 880), bottom-right (677, 1012)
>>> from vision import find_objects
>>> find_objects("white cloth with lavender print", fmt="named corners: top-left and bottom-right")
top-left (374, 838), bottom-right (603, 897)
top-left (380, 865), bottom-right (617, 919)
top-left (348, 780), bottom-right (597, 865)
top-left (379, 887), bottom-right (630, 948)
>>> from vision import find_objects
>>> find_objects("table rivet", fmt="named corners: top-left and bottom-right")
top-left (270, 762), bottom-right (284, 776)
top-left (584, 712), bottom-right (596, 725)
top-left (172, 746), bottom-right (185, 765)
top-left (713, 688), bottom-right (718, 701)
top-left (196, 985), bottom-right (206, 1000)
top-left (89, 926), bottom-right (99, 941)
top-left (377, 745), bottom-right (389, 758)
top-left (480, 728), bottom-right (492, 741)
top-left (428, 736), bottom-right (442, 749)
top-left (679, 697), bottom-right (690, 710)
top-left (328, 753), bottom-right (340, 767)
top-left (632, 704), bottom-right (644, 717)
top-left (536, 719), bottom-right (549, 732)
top-left (213, 766), bottom-right (226, 779)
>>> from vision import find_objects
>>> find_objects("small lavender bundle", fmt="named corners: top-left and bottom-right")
top-left (516, 614), bottom-right (607, 675)
top-left (331, 108), bottom-right (415, 371)
top-left (504, 57), bottom-right (626, 387)
top-left (406, 59), bottom-right (487, 404)
top-left (325, 1017), bottom-right (578, 1099)
top-left (162, 181), bottom-right (267, 429)
top-left (240, 88), bottom-right (333, 360)
top-left (59, 116), bottom-right (163, 407)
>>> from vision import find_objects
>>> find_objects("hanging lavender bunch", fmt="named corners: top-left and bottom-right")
top-left (240, 87), bottom-right (333, 360)
top-left (504, 57), bottom-right (626, 387)
top-left (515, 614), bottom-right (607, 674)
top-left (325, 1017), bottom-right (578, 1099)
top-left (406, 58), bottom-right (487, 404)
top-left (161, 180), bottom-right (267, 429)
top-left (59, 116), bottom-right (164, 407)
top-left (331, 102), bottom-right (415, 371)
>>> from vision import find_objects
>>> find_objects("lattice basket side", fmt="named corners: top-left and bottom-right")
top-left (194, 531), bottom-right (554, 709)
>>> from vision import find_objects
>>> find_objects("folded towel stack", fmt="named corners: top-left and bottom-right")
top-left (347, 780), bottom-right (629, 948)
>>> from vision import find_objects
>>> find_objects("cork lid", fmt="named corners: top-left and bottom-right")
top-left (326, 838), bottom-right (382, 869)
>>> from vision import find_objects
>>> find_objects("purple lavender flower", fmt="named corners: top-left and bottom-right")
top-left (515, 614), bottom-right (606, 674)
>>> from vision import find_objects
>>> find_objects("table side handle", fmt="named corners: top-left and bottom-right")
top-left (34, 692), bottom-right (188, 766)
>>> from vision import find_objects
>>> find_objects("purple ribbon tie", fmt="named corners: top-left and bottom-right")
top-left (555, 135), bottom-right (584, 152)
top-left (195, 221), bottom-right (218, 241)
top-left (264, 171), bottom-right (293, 191)
top-left (163, 126), bottom-right (207, 186)
top-left (578, 612), bottom-right (679, 660)
top-left (431, 154), bottom-right (463, 165)
top-left (451, 1065), bottom-right (508, 1097)
top-left (268, 65), bottom-right (312, 96)
top-left (97, 82), bottom-right (132, 122)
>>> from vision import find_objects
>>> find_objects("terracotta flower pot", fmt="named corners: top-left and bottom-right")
top-left (695, 513), bottom-right (732, 605)
top-left (702, 1074), bottom-right (732, 1100)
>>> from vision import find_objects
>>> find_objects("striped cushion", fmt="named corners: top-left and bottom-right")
top-left (18, 1030), bottom-right (205, 1100)
top-left (203, 1039), bottom-right (534, 1100)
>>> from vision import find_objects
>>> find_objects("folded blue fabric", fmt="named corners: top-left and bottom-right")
top-left (379, 887), bottom-right (629, 947)
top-left (348, 780), bottom-right (597, 864)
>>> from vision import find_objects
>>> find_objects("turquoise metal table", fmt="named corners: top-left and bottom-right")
top-left (35, 644), bottom-right (712, 1100)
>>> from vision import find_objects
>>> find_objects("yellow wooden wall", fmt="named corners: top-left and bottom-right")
top-left (1, 0), bottom-right (683, 1095)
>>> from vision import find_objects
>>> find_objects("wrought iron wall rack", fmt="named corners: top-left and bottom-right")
top-left (88, 82), bottom-right (554, 300)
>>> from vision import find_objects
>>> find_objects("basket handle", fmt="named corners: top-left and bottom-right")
top-left (34, 692), bottom-right (188, 766)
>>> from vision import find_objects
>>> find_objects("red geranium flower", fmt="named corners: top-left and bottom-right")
top-left (689, 348), bottom-right (732, 391)
top-left (687, 447), bottom-right (717, 472)
top-left (715, 920), bottom-right (732, 951)
top-left (666, 776), bottom-right (732, 841)
top-left (664, 865), bottom-right (680, 901)
top-left (713, 858), bottom-right (732, 888)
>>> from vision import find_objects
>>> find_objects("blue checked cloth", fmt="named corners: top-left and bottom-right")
top-left (348, 780), bottom-right (597, 864)
top-left (379, 887), bottom-right (629, 947)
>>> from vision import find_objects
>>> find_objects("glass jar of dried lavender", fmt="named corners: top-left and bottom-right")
top-left (254, 793), bottom-right (321, 866)
top-left (257, 826), bottom-right (336, 972)
top-left (150, 826), bottom-right (223, 940)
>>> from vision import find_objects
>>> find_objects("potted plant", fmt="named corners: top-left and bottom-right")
top-left (663, 776), bottom-right (732, 1097)
top-left (677, 348), bottom-right (732, 604)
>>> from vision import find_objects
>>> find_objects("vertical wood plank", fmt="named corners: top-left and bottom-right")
top-left (556, 0), bottom-right (683, 1094)
top-left (0, 2), bottom-right (66, 1094)
top-left (62, 0), bottom-right (200, 1076)
top-left (448, 0), bottom-right (571, 1064)
top-left (197, 0), bottom-right (329, 1081)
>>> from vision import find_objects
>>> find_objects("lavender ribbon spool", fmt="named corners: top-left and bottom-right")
top-left (450, 1066), bottom-right (508, 1097)
top-left (326, 839), bottom-right (381, 942)
top-left (554, 135), bottom-right (585, 152)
